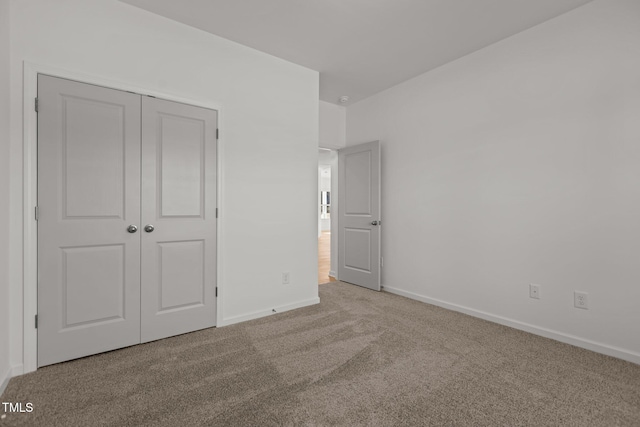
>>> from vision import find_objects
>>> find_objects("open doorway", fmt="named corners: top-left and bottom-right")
top-left (318, 149), bottom-right (338, 284)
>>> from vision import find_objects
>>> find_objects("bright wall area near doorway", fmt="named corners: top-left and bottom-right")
top-left (318, 149), bottom-right (338, 280)
top-left (318, 101), bottom-right (345, 281)
top-left (319, 101), bottom-right (346, 150)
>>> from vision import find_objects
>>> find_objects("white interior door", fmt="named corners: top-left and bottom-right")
top-left (140, 97), bottom-right (217, 343)
top-left (338, 141), bottom-right (381, 291)
top-left (37, 75), bottom-right (142, 367)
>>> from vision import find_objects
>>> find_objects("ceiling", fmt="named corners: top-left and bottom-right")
top-left (121, 0), bottom-right (594, 105)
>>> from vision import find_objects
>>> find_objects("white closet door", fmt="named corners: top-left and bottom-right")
top-left (140, 97), bottom-right (217, 343)
top-left (37, 75), bottom-right (142, 367)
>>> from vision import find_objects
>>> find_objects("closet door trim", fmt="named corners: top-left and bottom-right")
top-left (21, 62), bottom-right (223, 373)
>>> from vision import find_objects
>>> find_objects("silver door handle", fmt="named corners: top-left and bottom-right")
top-left (144, 224), bottom-right (155, 233)
top-left (371, 221), bottom-right (380, 226)
top-left (127, 225), bottom-right (138, 233)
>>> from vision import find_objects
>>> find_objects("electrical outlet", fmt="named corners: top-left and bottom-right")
top-left (529, 284), bottom-right (540, 299)
top-left (282, 272), bottom-right (290, 285)
top-left (574, 291), bottom-right (588, 309)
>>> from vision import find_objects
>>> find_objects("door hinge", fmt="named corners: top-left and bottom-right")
top-left (215, 287), bottom-right (218, 297)
top-left (216, 128), bottom-right (219, 140)
top-left (35, 98), bottom-right (39, 112)
top-left (35, 314), bottom-right (38, 329)
top-left (216, 208), bottom-right (218, 218)
top-left (34, 206), bottom-right (39, 221)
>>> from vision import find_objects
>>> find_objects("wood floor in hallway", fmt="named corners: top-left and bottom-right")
top-left (318, 230), bottom-right (336, 284)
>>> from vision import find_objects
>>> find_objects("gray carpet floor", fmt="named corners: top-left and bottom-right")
top-left (2, 281), bottom-right (640, 426)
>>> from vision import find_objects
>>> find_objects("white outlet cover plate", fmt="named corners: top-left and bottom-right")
top-left (574, 291), bottom-right (589, 309)
top-left (529, 284), bottom-right (540, 299)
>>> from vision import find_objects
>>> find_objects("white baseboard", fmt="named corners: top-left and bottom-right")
top-left (0, 370), bottom-right (9, 397)
top-left (11, 365), bottom-right (24, 377)
top-left (382, 285), bottom-right (640, 365)
top-left (329, 271), bottom-right (337, 279)
top-left (0, 365), bottom-right (18, 397)
top-left (219, 297), bottom-right (320, 327)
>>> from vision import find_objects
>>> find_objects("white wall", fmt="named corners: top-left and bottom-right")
top-left (347, 0), bottom-right (640, 363)
top-left (8, 0), bottom-right (319, 374)
top-left (319, 101), bottom-right (346, 149)
top-left (0, 0), bottom-right (12, 395)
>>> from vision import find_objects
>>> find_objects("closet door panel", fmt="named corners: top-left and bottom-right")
top-left (37, 75), bottom-right (142, 367)
top-left (140, 97), bottom-right (217, 343)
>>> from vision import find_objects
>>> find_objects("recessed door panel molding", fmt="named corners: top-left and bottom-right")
top-left (62, 244), bottom-right (125, 329)
top-left (38, 75), bottom-right (218, 367)
top-left (338, 141), bottom-right (381, 291)
top-left (38, 75), bottom-right (142, 367)
top-left (141, 96), bottom-right (217, 344)
top-left (158, 113), bottom-right (206, 218)
top-left (62, 96), bottom-right (126, 219)
top-left (158, 240), bottom-right (205, 313)
top-left (344, 151), bottom-right (372, 215)
top-left (344, 228), bottom-right (371, 272)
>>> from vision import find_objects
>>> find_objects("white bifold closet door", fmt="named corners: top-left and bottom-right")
top-left (37, 75), bottom-right (217, 367)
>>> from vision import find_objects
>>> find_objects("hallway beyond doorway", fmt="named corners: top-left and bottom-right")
top-left (318, 231), bottom-right (336, 284)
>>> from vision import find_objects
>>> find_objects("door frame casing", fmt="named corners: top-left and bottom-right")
top-left (21, 61), bottom-right (224, 373)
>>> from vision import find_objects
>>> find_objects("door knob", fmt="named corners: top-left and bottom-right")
top-left (144, 224), bottom-right (155, 233)
top-left (371, 221), bottom-right (379, 226)
top-left (127, 225), bottom-right (138, 233)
